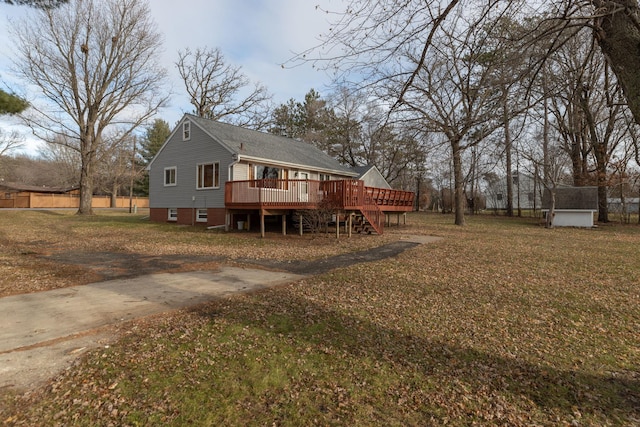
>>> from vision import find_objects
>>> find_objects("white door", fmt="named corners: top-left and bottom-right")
top-left (299, 172), bottom-right (309, 202)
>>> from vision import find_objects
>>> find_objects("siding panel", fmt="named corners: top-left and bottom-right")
top-left (149, 118), bottom-right (234, 210)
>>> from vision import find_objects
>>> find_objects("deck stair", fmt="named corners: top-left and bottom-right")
top-left (352, 214), bottom-right (373, 234)
top-left (357, 192), bottom-right (384, 234)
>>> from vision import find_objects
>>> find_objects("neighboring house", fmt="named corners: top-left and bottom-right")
top-left (0, 182), bottom-right (78, 208)
top-left (353, 165), bottom-right (391, 189)
top-left (485, 172), bottom-right (542, 211)
top-left (148, 114), bottom-right (414, 235)
top-left (608, 197), bottom-right (640, 214)
top-left (542, 186), bottom-right (598, 227)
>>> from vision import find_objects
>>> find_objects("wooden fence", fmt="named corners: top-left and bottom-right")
top-left (0, 192), bottom-right (149, 209)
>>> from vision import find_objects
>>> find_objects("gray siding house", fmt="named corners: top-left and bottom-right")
top-left (353, 165), bottom-right (391, 189)
top-left (485, 172), bottom-right (542, 211)
top-left (148, 114), bottom-right (413, 233)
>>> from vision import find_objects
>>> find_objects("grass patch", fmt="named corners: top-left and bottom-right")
top-left (1, 211), bottom-right (639, 425)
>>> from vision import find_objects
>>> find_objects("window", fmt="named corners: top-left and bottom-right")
top-left (164, 167), bottom-right (177, 186)
top-left (183, 121), bottom-right (191, 141)
top-left (197, 162), bottom-right (220, 189)
top-left (256, 165), bottom-right (280, 180)
top-left (249, 164), bottom-right (288, 189)
top-left (527, 192), bottom-right (534, 202)
top-left (196, 209), bottom-right (208, 223)
top-left (497, 193), bottom-right (503, 201)
top-left (168, 208), bottom-right (177, 221)
top-left (319, 173), bottom-right (331, 181)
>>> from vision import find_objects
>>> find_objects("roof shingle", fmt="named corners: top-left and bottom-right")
top-left (187, 114), bottom-right (356, 175)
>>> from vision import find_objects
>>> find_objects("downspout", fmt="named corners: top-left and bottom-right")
top-left (226, 157), bottom-right (239, 231)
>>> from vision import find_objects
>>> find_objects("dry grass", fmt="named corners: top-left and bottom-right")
top-left (1, 210), bottom-right (639, 426)
top-left (0, 209), bottom-right (395, 297)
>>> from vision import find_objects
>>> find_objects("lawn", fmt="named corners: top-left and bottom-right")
top-left (1, 210), bottom-right (639, 426)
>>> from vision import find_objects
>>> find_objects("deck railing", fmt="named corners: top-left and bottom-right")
top-left (225, 179), bottom-right (414, 212)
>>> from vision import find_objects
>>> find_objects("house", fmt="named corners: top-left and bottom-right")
top-left (485, 172), bottom-right (542, 212)
top-left (353, 165), bottom-right (391, 189)
top-left (0, 182), bottom-right (78, 208)
top-left (148, 114), bottom-right (414, 236)
top-left (608, 197), bottom-right (639, 214)
top-left (0, 181), bottom-right (149, 209)
top-left (542, 186), bottom-right (598, 227)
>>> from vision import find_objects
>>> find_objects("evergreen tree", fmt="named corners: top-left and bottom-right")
top-left (136, 118), bottom-right (170, 195)
top-left (0, 89), bottom-right (28, 115)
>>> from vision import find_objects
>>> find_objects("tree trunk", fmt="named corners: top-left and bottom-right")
top-left (594, 145), bottom-right (609, 222)
top-left (78, 155), bottom-right (94, 215)
top-left (451, 138), bottom-right (466, 226)
top-left (504, 94), bottom-right (514, 217)
top-left (111, 182), bottom-right (118, 208)
top-left (546, 190), bottom-right (556, 229)
top-left (594, 1), bottom-right (640, 125)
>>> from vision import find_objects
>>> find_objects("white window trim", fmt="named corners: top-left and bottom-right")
top-left (183, 121), bottom-right (191, 141)
top-left (196, 162), bottom-right (220, 190)
top-left (168, 208), bottom-right (178, 221)
top-left (164, 166), bottom-right (177, 186)
top-left (196, 208), bottom-right (208, 223)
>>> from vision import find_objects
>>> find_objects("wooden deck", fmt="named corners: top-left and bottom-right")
top-left (225, 179), bottom-right (414, 235)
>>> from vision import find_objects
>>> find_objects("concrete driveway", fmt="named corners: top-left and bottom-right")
top-left (0, 235), bottom-right (441, 391)
top-left (0, 267), bottom-right (303, 391)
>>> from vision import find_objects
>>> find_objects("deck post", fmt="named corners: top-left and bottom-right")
top-left (299, 212), bottom-right (303, 236)
top-left (397, 213), bottom-right (400, 226)
top-left (348, 212), bottom-right (352, 238)
top-left (282, 214), bottom-right (287, 235)
top-left (225, 212), bottom-right (230, 232)
top-left (260, 210), bottom-right (265, 238)
top-left (336, 211), bottom-right (340, 239)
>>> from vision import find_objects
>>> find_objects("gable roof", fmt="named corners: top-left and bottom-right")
top-left (352, 165), bottom-right (375, 177)
top-left (542, 186), bottom-right (598, 210)
top-left (0, 181), bottom-right (78, 194)
top-left (352, 164), bottom-right (391, 189)
top-left (186, 114), bottom-right (358, 176)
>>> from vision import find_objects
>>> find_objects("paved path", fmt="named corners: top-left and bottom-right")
top-left (0, 235), bottom-right (442, 391)
top-left (0, 267), bottom-right (302, 390)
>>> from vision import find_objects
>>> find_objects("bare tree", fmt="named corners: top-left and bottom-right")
top-left (546, 28), bottom-right (630, 222)
top-left (395, 12), bottom-right (525, 225)
top-left (2, 0), bottom-right (68, 7)
top-left (292, 1), bottom-right (640, 225)
top-left (11, 0), bottom-right (168, 215)
top-left (0, 128), bottom-right (23, 157)
top-left (520, 120), bottom-right (573, 228)
top-left (592, 0), bottom-right (640, 124)
top-left (176, 47), bottom-right (273, 130)
top-left (92, 131), bottom-right (138, 206)
top-left (306, 0), bottom-right (640, 125)
top-left (38, 139), bottom-right (80, 187)
top-left (0, 129), bottom-right (23, 179)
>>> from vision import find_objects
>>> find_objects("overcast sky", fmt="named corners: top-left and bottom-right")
top-left (0, 0), bottom-right (338, 154)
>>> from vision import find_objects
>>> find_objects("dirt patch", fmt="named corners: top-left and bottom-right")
top-left (43, 251), bottom-right (224, 281)
top-left (38, 236), bottom-right (440, 283)
top-left (241, 240), bottom-right (423, 275)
